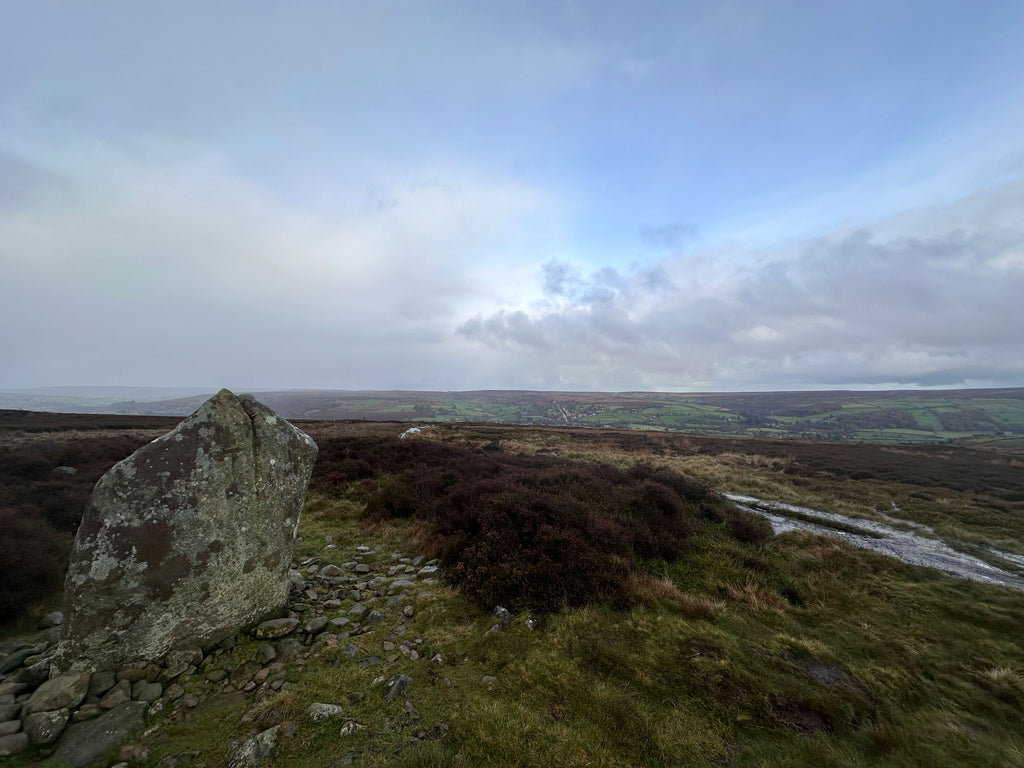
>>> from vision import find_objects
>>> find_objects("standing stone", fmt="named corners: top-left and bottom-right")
top-left (57, 390), bottom-right (318, 671)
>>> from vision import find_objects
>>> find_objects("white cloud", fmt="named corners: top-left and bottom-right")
top-left (0, 143), bottom-right (556, 388)
top-left (459, 179), bottom-right (1024, 389)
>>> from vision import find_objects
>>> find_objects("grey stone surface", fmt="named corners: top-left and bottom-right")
top-left (225, 725), bottom-right (280, 768)
top-left (382, 674), bottom-right (413, 703)
top-left (100, 679), bottom-right (132, 709)
top-left (51, 701), bottom-right (148, 768)
top-left (17, 659), bottom-right (51, 689)
top-left (25, 672), bottom-right (90, 714)
top-left (58, 390), bottom-right (318, 671)
top-left (277, 638), bottom-right (304, 659)
top-left (307, 702), bottom-right (344, 722)
top-left (87, 669), bottom-right (117, 697)
top-left (0, 732), bottom-right (29, 756)
top-left (23, 707), bottom-right (69, 745)
top-left (305, 616), bottom-right (329, 635)
top-left (255, 618), bottom-right (299, 639)
top-left (0, 720), bottom-right (21, 736)
top-left (0, 645), bottom-right (40, 674)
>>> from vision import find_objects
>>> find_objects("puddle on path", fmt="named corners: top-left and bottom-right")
top-left (726, 493), bottom-right (1024, 593)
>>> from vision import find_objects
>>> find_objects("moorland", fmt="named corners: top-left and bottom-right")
top-left (1, 408), bottom-right (1023, 767)
top-left (3, 387), bottom-right (1023, 445)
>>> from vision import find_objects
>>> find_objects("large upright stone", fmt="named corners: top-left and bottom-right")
top-left (57, 390), bottom-right (318, 671)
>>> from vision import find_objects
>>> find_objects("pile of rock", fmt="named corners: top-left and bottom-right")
top-left (0, 544), bottom-right (444, 765)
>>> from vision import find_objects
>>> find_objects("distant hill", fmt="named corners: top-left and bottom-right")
top-left (2, 387), bottom-right (1023, 444)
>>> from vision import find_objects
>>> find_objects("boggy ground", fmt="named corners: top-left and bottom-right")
top-left (1, 415), bottom-right (1023, 766)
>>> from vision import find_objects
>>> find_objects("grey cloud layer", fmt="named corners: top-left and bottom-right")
top-left (460, 182), bottom-right (1024, 389)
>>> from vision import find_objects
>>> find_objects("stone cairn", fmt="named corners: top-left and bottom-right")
top-left (0, 543), bottom-right (448, 766)
top-left (0, 389), bottom-right (327, 764)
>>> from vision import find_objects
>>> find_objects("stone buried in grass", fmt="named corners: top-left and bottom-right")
top-left (57, 390), bottom-right (318, 671)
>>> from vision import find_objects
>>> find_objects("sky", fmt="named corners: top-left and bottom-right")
top-left (2, 0), bottom-right (1024, 393)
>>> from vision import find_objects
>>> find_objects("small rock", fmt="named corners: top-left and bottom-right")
top-left (366, 610), bottom-right (385, 626)
top-left (41, 611), bottom-right (65, 628)
top-left (0, 703), bottom-right (21, 722)
top-left (119, 741), bottom-right (150, 763)
top-left (24, 708), bottom-right (70, 745)
top-left (133, 681), bottom-right (163, 703)
top-left (525, 615), bottom-right (539, 631)
top-left (481, 675), bottom-right (497, 689)
top-left (25, 672), bottom-right (90, 714)
top-left (404, 700), bottom-right (419, 718)
top-left (52, 701), bottom-right (148, 768)
top-left (402, 605), bottom-right (415, 618)
top-left (493, 606), bottom-right (511, 622)
top-left (389, 579), bottom-right (414, 593)
top-left (277, 639), bottom-right (304, 659)
top-left (255, 618), bottom-right (299, 639)
top-left (205, 669), bottom-right (228, 683)
top-left (116, 667), bottom-right (148, 683)
top-left (348, 604), bottom-right (368, 618)
top-left (256, 644), bottom-right (277, 664)
top-left (225, 725), bottom-right (280, 768)
top-left (165, 684), bottom-right (185, 700)
top-left (339, 719), bottom-right (364, 737)
top-left (88, 669), bottom-right (117, 697)
top-left (52, 465), bottom-right (78, 476)
top-left (1, 643), bottom-right (46, 674)
top-left (0, 682), bottom-right (26, 698)
top-left (355, 564), bottom-right (371, 574)
top-left (100, 680), bottom-right (132, 709)
top-left (305, 616), bottom-right (329, 635)
top-left (0, 732), bottom-right (29, 756)
top-left (17, 660), bottom-right (51, 689)
top-left (163, 647), bottom-right (203, 679)
top-left (71, 703), bottom-right (103, 722)
top-left (307, 702), bottom-right (344, 722)
top-left (382, 674), bottom-right (413, 703)
top-left (418, 565), bottom-right (439, 577)
top-left (0, 720), bottom-right (21, 736)
top-left (182, 694), bottom-right (200, 708)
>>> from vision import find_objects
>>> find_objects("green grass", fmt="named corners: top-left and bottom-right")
top-left (138, 504), bottom-right (1024, 768)
top-left (5, 417), bottom-right (1024, 767)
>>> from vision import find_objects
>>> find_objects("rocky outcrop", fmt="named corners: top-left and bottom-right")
top-left (57, 390), bottom-right (318, 672)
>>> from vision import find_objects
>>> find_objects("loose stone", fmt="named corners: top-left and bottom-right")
top-left (255, 618), bottom-right (299, 639)
top-left (307, 702), bottom-right (345, 722)
top-left (382, 674), bottom-right (413, 703)
top-left (0, 732), bottom-right (29, 756)
top-left (25, 673), bottom-right (90, 714)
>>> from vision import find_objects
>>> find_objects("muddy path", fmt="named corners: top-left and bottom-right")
top-left (726, 493), bottom-right (1024, 593)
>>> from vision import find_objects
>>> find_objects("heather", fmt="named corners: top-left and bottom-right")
top-left (311, 435), bottom-right (770, 612)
